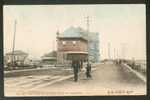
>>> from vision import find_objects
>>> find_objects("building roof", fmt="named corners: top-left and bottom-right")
top-left (41, 56), bottom-right (57, 60)
top-left (66, 51), bottom-right (88, 60)
top-left (6, 50), bottom-right (28, 55)
top-left (58, 26), bottom-right (88, 40)
top-left (41, 51), bottom-right (57, 60)
top-left (66, 51), bottom-right (88, 54)
top-left (43, 51), bottom-right (57, 57)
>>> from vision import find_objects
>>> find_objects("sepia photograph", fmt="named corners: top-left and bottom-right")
top-left (3, 4), bottom-right (146, 96)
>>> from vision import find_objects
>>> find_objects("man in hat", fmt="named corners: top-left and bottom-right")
top-left (86, 61), bottom-right (92, 79)
top-left (72, 60), bottom-right (80, 82)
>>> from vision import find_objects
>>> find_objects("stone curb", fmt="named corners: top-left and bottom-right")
top-left (122, 63), bottom-right (146, 83)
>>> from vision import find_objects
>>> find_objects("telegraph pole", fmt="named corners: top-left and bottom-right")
top-left (116, 49), bottom-right (119, 59)
top-left (108, 43), bottom-right (111, 60)
top-left (12, 20), bottom-right (17, 67)
top-left (86, 16), bottom-right (90, 32)
top-left (114, 48), bottom-right (116, 60)
top-left (86, 16), bottom-right (90, 62)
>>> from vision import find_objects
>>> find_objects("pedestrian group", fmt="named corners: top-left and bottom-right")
top-left (72, 60), bottom-right (92, 82)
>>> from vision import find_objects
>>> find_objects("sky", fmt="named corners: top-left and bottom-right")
top-left (3, 4), bottom-right (146, 60)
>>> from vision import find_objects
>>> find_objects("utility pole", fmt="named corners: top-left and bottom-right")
top-left (12, 20), bottom-right (17, 67)
top-left (86, 16), bottom-right (90, 32)
top-left (116, 48), bottom-right (119, 59)
top-left (56, 30), bottom-right (59, 49)
top-left (108, 43), bottom-right (111, 60)
top-left (56, 30), bottom-right (59, 64)
top-left (121, 43), bottom-right (126, 59)
top-left (114, 48), bottom-right (116, 60)
top-left (86, 16), bottom-right (90, 62)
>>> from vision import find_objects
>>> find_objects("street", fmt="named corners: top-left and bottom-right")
top-left (4, 62), bottom-right (146, 96)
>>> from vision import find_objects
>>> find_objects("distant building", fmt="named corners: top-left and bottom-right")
top-left (56, 26), bottom-right (100, 64)
top-left (57, 26), bottom-right (88, 65)
top-left (88, 32), bottom-right (100, 62)
top-left (24, 58), bottom-right (41, 67)
top-left (5, 50), bottom-right (28, 66)
top-left (41, 51), bottom-right (57, 65)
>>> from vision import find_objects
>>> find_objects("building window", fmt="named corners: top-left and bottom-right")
top-left (62, 41), bottom-right (66, 45)
top-left (72, 41), bottom-right (76, 45)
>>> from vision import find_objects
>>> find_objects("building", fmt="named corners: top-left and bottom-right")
top-left (57, 26), bottom-right (88, 65)
top-left (88, 32), bottom-right (100, 62)
top-left (24, 58), bottom-right (41, 67)
top-left (56, 26), bottom-right (100, 64)
top-left (41, 51), bottom-right (57, 66)
top-left (5, 50), bottom-right (28, 66)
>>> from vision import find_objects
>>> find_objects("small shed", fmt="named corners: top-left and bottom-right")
top-left (41, 51), bottom-right (57, 65)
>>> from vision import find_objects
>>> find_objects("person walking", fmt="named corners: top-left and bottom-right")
top-left (72, 60), bottom-right (80, 82)
top-left (86, 61), bottom-right (92, 79)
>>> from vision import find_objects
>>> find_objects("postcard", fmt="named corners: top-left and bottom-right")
top-left (3, 4), bottom-right (146, 96)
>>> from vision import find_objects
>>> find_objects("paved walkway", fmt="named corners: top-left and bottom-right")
top-left (45, 63), bottom-right (146, 96)
top-left (4, 63), bottom-right (146, 96)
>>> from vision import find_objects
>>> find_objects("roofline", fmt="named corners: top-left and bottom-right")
top-left (5, 50), bottom-right (28, 55)
top-left (6, 53), bottom-right (28, 55)
top-left (58, 37), bottom-right (88, 42)
top-left (64, 51), bottom-right (88, 54)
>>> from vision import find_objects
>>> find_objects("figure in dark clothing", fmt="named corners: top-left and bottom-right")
top-left (72, 60), bottom-right (80, 82)
top-left (80, 61), bottom-right (83, 70)
top-left (86, 62), bottom-right (92, 79)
